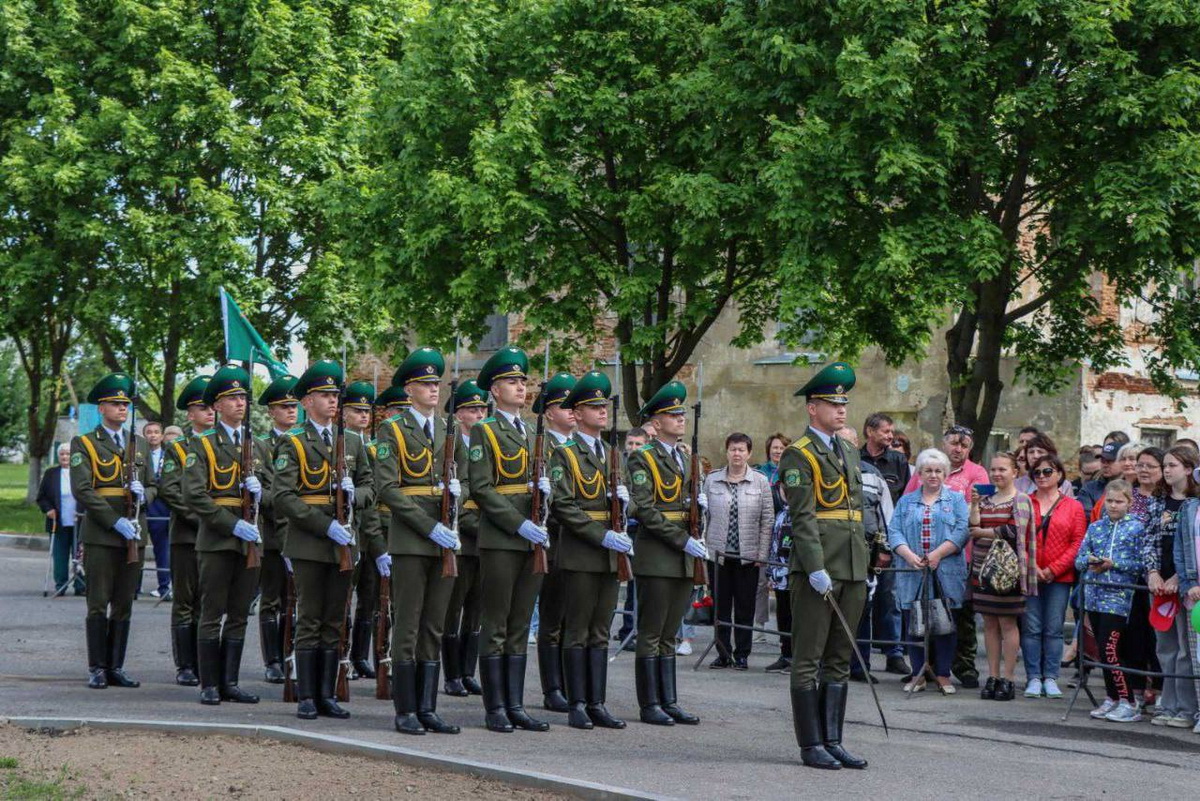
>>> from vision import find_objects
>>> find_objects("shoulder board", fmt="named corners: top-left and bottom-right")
top-left (255, 433), bottom-right (270, 442)
top-left (198, 429), bottom-right (215, 437)
top-left (480, 417), bottom-right (496, 425)
top-left (791, 436), bottom-right (812, 450)
top-left (638, 443), bottom-right (655, 452)
top-left (287, 427), bottom-right (306, 436)
top-left (385, 413), bottom-right (402, 423)
top-left (562, 439), bottom-right (579, 449)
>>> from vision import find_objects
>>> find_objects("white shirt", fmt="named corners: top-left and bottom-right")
top-left (273, 428), bottom-right (287, 438)
top-left (575, 431), bottom-right (604, 460)
top-left (219, 420), bottom-right (241, 444)
top-left (59, 467), bottom-right (76, 525)
top-left (548, 429), bottom-right (571, 446)
top-left (149, 447), bottom-right (163, 478)
top-left (103, 426), bottom-right (125, 448)
top-left (659, 440), bottom-right (686, 470)
top-left (496, 408), bottom-right (524, 432)
top-left (409, 408), bottom-right (434, 437)
top-left (311, 422), bottom-right (333, 444)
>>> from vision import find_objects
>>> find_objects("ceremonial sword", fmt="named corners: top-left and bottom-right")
top-left (823, 588), bottom-right (889, 737)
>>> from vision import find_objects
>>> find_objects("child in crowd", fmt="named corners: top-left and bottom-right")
top-left (1075, 480), bottom-right (1146, 723)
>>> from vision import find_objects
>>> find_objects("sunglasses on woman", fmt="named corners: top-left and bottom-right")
top-left (1032, 468), bottom-right (1057, 478)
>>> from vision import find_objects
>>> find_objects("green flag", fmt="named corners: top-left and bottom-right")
top-left (219, 287), bottom-right (289, 379)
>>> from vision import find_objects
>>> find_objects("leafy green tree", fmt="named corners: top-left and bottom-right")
top-left (340, 0), bottom-right (781, 420)
top-left (751, 1), bottom-right (1200, 453)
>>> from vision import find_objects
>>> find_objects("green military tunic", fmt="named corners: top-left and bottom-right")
top-left (255, 429), bottom-right (287, 617)
top-left (468, 412), bottom-right (541, 656)
top-left (70, 425), bottom-right (152, 622)
top-left (778, 427), bottom-right (868, 689)
top-left (274, 419), bottom-right (375, 648)
top-left (184, 423), bottom-right (265, 642)
top-left (626, 440), bottom-right (695, 658)
top-left (159, 430), bottom-right (201, 626)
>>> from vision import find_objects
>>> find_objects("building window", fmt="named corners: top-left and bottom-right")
top-left (477, 314), bottom-right (508, 352)
top-left (1139, 427), bottom-right (1175, 450)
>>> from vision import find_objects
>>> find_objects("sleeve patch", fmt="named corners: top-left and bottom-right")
top-left (162, 459), bottom-right (177, 474)
top-left (185, 452), bottom-right (198, 468)
top-left (550, 465), bottom-right (565, 482)
top-left (375, 443), bottom-right (391, 460)
top-left (469, 446), bottom-right (483, 463)
top-left (274, 455), bottom-right (288, 470)
top-left (632, 470), bottom-right (649, 485)
top-left (784, 469), bottom-right (801, 487)
top-left (70, 452), bottom-right (83, 467)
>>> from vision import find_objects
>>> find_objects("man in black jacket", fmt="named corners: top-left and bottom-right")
top-left (37, 444), bottom-right (84, 596)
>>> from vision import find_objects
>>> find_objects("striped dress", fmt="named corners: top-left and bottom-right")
top-left (971, 497), bottom-right (1027, 616)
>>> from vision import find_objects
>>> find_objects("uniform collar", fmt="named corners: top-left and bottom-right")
top-left (409, 407), bottom-right (433, 432)
top-left (219, 420), bottom-right (240, 442)
top-left (548, 428), bottom-right (570, 445)
top-left (575, 430), bottom-right (600, 451)
top-left (496, 408), bottom-right (522, 428)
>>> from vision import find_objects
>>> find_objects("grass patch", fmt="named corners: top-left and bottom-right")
top-left (0, 758), bottom-right (16, 769)
top-left (1, 766), bottom-right (83, 800)
top-left (0, 464), bottom-right (45, 535)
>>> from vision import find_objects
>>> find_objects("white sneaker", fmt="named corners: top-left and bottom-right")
top-left (1090, 698), bottom-right (1117, 719)
top-left (1024, 678), bottom-right (1043, 698)
top-left (1192, 719), bottom-right (1200, 735)
top-left (1105, 700), bottom-right (1143, 723)
top-left (675, 640), bottom-right (693, 656)
top-left (1167, 713), bottom-right (1194, 729)
top-left (1043, 678), bottom-right (1063, 699)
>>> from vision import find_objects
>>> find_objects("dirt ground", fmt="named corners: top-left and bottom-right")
top-left (0, 724), bottom-right (568, 800)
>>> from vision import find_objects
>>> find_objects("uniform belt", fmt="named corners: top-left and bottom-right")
top-left (661, 511), bottom-right (688, 521)
top-left (376, 503), bottom-right (390, 513)
top-left (584, 511), bottom-right (610, 521)
top-left (96, 487), bottom-right (127, 498)
top-left (494, 484), bottom-right (530, 496)
top-left (815, 509), bottom-right (862, 522)
top-left (398, 486), bottom-right (441, 497)
top-left (301, 496), bottom-right (334, 506)
top-left (212, 497), bottom-right (243, 508)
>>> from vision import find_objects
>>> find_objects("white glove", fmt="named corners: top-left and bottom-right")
top-left (340, 476), bottom-right (356, 505)
top-left (326, 519), bottom-right (352, 546)
top-left (283, 557), bottom-right (293, 573)
top-left (448, 478), bottom-right (461, 498)
top-left (615, 484), bottom-right (630, 505)
top-left (243, 475), bottom-right (262, 500)
top-left (233, 519), bottom-right (260, 543)
top-left (808, 569), bottom-right (832, 595)
top-left (114, 517), bottom-right (138, 540)
top-left (538, 475), bottom-right (552, 495)
top-left (517, 519), bottom-right (549, 546)
top-left (683, 537), bottom-right (708, 560)
top-left (601, 530), bottom-right (633, 554)
top-left (430, 522), bottom-right (460, 550)
top-left (697, 492), bottom-right (708, 511)
top-left (128, 479), bottom-right (145, 500)
top-left (375, 553), bottom-right (392, 577)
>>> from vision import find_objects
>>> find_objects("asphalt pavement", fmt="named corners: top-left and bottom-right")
top-left (2, 546), bottom-right (1198, 799)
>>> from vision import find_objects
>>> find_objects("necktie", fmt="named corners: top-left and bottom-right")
top-left (831, 437), bottom-right (844, 468)
top-left (113, 433), bottom-right (123, 451)
top-left (233, 429), bottom-right (241, 447)
top-left (594, 440), bottom-right (604, 462)
top-left (673, 447), bottom-right (684, 472)
top-left (424, 420), bottom-right (433, 443)
top-left (322, 429), bottom-right (332, 449)
top-left (514, 418), bottom-right (525, 437)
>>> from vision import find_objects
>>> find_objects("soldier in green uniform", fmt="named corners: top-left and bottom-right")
top-left (184, 364), bottom-right (264, 705)
top-left (70, 373), bottom-right (153, 689)
top-left (442, 379), bottom-right (488, 697)
top-left (274, 360), bottom-right (377, 720)
top-left (375, 349), bottom-right (460, 735)
top-left (158, 374), bottom-right (213, 686)
top-left (778, 362), bottom-right (869, 770)
top-left (532, 371), bottom-right (576, 714)
top-left (343, 380), bottom-right (384, 681)
top-left (548, 371), bottom-right (632, 730)
top-left (369, 382), bottom-right (407, 680)
top-left (626, 381), bottom-right (709, 726)
top-left (255, 374), bottom-right (299, 684)
top-left (469, 346), bottom-right (552, 733)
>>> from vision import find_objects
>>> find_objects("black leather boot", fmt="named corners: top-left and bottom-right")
top-left (295, 648), bottom-right (318, 720)
top-left (461, 632), bottom-right (482, 695)
top-left (351, 618), bottom-right (375, 680)
top-left (792, 686), bottom-right (841, 770)
top-left (504, 654), bottom-right (549, 731)
top-left (392, 661), bottom-right (424, 735)
top-left (537, 639), bottom-right (569, 712)
top-left (316, 648), bottom-right (350, 718)
top-left (198, 639), bottom-right (222, 705)
top-left (442, 635), bottom-right (468, 696)
top-left (635, 656), bottom-right (673, 726)
top-left (260, 615), bottom-right (285, 684)
top-left (585, 647), bottom-right (625, 729)
top-left (173, 624), bottom-right (200, 686)
top-left (820, 682), bottom-right (867, 769)
top-left (418, 661), bottom-right (461, 734)
top-left (219, 639), bottom-right (259, 704)
top-left (86, 617), bottom-right (108, 689)
top-left (658, 656), bottom-right (697, 724)
top-left (105, 619), bottom-right (140, 687)
top-left (563, 647), bottom-right (593, 730)
top-left (481, 655), bottom-right (513, 732)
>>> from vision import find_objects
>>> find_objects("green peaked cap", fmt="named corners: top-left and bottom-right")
top-left (394, 347), bottom-right (445, 386)
top-left (175, 375), bottom-right (212, 410)
top-left (294, 360), bottom-right (344, 397)
top-left (638, 380), bottom-right (687, 421)
top-left (477, 346), bottom-right (529, 392)
top-left (344, 381), bottom-right (376, 409)
top-left (795, 362), bottom-right (856, 404)
top-left (376, 384), bottom-right (410, 409)
top-left (532, 372), bottom-right (576, 414)
top-left (563, 370), bottom-right (611, 409)
top-left (447, 379), bottom-right (488, 413)
top-left (203, 364), bottom-right (251, 405)
top-left (87, 373), bottom-right (135, 405)
top-left (258, 375), bottom-right (298, 407)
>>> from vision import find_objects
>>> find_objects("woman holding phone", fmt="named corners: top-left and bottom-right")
top-left (968, 453), bottom-right (1037, 701)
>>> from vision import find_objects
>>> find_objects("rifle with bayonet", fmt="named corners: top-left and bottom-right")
top-left (609, 395), bottom-right (633, 583)
top-left (241, 358), bottom-right (261, 570)
top-left (123, 363), bottom-right (142, 565)
top-left (439, 379), bottom-right (460, 578)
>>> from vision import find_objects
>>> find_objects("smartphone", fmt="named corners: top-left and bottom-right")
top-left (974, 483), bottom-right (997, 497)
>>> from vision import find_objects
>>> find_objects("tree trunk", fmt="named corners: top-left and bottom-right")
top-left (945, 276), bottom-right (1008, 462)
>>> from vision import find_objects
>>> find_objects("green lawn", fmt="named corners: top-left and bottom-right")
top-left (0, 463), bottom-right (47, 535)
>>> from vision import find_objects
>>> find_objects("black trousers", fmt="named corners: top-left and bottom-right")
top-left (711, 557), bottom-right (760, 660)
top-left (776, 588), bottom-right (792, 658)
top-left (1092, 611), bottom-right (1132, 702)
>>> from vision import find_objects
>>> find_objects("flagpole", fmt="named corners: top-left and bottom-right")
top-left (219, 287), bottom-right (231, 364)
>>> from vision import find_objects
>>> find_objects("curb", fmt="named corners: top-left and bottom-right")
top-left (0, 533), bottom-right (48, 551)
top-left (3, 716), bottom-right (673, 801)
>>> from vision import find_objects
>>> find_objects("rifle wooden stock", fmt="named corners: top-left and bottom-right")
top-left (689, 401), bottom-right (707, 586)
top-left (335, 584), bottom-right (352, 703)
top-left (375, 575), bottom-right (392, 700)
top-left (608, 398), bottom-right (633, 583)
top-left (440, 389), bottom-right (459, 578)
top-left (124, 381), bottom-right (140, 565)
top-left (242, 359), bottom-right (261, 570)
top-left (282, 574), bottom-right (297, 703)
top-left (335, 392), bottom-right (353, 573)
top-left (530, 407), bottom-right (549, 575)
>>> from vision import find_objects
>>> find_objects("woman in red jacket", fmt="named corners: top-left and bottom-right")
top-left (1022, 454), bottom-right (1087, 699)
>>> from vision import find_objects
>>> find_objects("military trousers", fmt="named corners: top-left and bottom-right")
top-left (197, 550), bottom-right (260, 641)
top-left (635, 576), bottom-right (693, 658)
top-left (258, 549), bottom-right (287, 620)
top-left (479, 548), bottom-right (544, 656)
top-left (391, 554), bottom-right (455, 663)
top-left (169, 543), bottom-right (199, 626)
top-left (790, 576), bottom-right (867, 690)
top-left (562, 570), bottom-right (618, 650)
top-left (292, 558), bottom-right (352, 650)
top-left (536, 561), bottom-right (567, 647)
top-left (353, 553), bottom-right (379, 623)
top-left (444, 553), bottom-right (482, 637)
top-left (84, 543), bottom-right (144, 622)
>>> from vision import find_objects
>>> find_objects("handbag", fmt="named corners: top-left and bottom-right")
top-left (907, 570), bottom-right (955, 639)
top-left (683, 587), bottom-right (713, 626)
top-left (979, 535), bottom-right (1020, 595)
